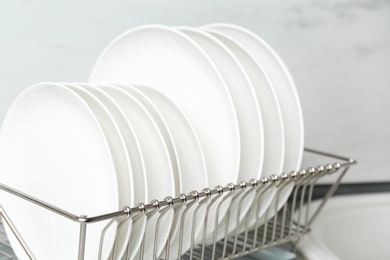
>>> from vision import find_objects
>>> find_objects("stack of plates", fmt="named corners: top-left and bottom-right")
top-left (0, 23), bottom-right (304, 259)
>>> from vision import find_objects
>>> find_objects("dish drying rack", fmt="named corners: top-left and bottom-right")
top-left (0, 148), bottom-right (356, 259)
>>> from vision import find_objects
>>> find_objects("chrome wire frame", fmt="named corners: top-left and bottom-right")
top-left (0, 148), bottom-right (356, 260)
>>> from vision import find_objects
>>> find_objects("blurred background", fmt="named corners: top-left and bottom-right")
top-left (0, 0), bottom-right (389, 185)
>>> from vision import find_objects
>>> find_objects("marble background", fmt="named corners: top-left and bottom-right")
top-left (0, 0), bottom-right (389, 183)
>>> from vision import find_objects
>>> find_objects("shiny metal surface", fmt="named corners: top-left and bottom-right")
top-left (0, 148), bottom-right (356, 259)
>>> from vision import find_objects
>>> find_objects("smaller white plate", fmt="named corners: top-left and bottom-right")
top-left (114, 84), bottom-right (181, 196)
top-left (71, 82), bottom-right (141, 259)
top-left (98, 84), bottom-right (175, 260)
top-left (64, 83), bottom-right (134, 259)
top-left (0, 82), bottom-right (119, 260)
top-left (134, 85), bottom-right (208, 259)
top-left (64, 83), bottom-right (134, 211)
top-left (114, 83), bottom-right (183, 258)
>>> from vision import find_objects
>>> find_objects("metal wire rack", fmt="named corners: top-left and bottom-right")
top-left (0, 148), bottom-right (356, 259)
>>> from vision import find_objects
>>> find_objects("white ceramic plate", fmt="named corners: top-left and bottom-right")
top-left (97, 84), bottom-right (175, 260)
top-left (203, 28), bottom-right (284, 180)
top-left (175, 27), bottom-right (262, 190)
top-left (112, 83), bottom-right (182, 258)
top-left (86, 83), bottom-right (148, 259)
top-left (89, 25), bottom-right (240, 191)
top-left (177, 26), bottom-right (264, 242)
top-left (203, 23), bottom-right (304, 214)
top-left (115, 84), bottom-right (182, 197)
top-left (64, 83), bottom-right (134, 259)
top-left (297, 194), bottom-right (390, 260)
top-left (70, 82), bottom-right (140, 259)
top-left (133, 84), bottom-right (208, 192)
top-left (64, 83), bottom-right (134, 210)
top-left (0, 82), bottom-right (119, 260)
top-left (203, 28), bottom-right (286, 233)
top-left (134, 84), bottom-right (208, 259)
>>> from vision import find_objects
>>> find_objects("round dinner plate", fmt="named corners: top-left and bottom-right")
top-left (203, 23), bottom-right (304, 217)
top-left (96, 83), bottom-right (148, 260)
top-left (89, 25), bottom-right (240, 191)
top-left (203, 28), bottom-right (286, 233)
top-left (134, 85), bottom-right (208, 259)
top-left (0, 82), bottom-right (119, 260)
top-left (69, 82), bottom-right (140, 259)
top-left (64, 83), bottom-right (134, 211)
top-left (133, 84), bottom-right (208, 192)
top-left (175, 27), bottom-right (263, 190)
top-left (113, 83), bottom-right (183, 258)
top-left (98, 84), bottom-right (175, 260)
top-left (115, 84), bottom-right (182, 197)
top-left (177, 26), bottom-right (264, 242)
top-left (204, 28), bottom-right (284, 180)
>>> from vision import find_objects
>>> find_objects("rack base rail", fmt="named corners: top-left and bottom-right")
top-left (0, 148), bottom-right (356, 259)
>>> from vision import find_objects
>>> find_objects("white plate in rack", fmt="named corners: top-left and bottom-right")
top-left (203, 23), bottom-right (304, 217)
top-left (133, 84), bottom-right (208, 259)
top-left (0, 82), bottom-right (119, 260)
top-left (132, 84), bottom-right (208, 193)
top-left (203, 28), bottom-right (284, 182)
top-left (89, 24), bottom-right (240, 192)
top-left (177, 26), bottom-right (264, 242)
top-left (98, 84), bottom-right (175, 260)
top-left (111, 83), bottom-right (183, 258)
top-left (63, 83), bottom-right (134, 212)
top-left (203, 28), bottom-right (286, 232)
top-left (64, 83), bottom-right (135, 259)
top-left (114, 84), bottom-right (182, 197)
top-left (95, 83), bottom-right (148, 260)
top-left (68, 82), bottom-right (140, 259)
top-left (177, 26), bottom-right (263, 190)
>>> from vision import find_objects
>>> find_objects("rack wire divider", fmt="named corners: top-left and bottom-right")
top-left (0, 148), bottom-right (356, 259)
